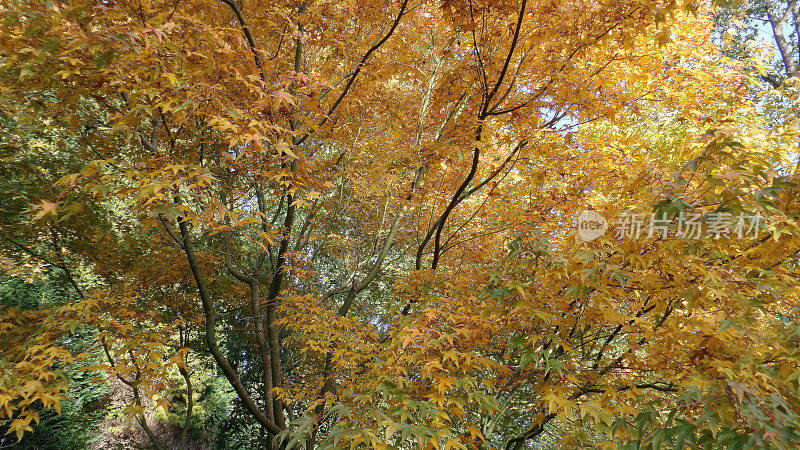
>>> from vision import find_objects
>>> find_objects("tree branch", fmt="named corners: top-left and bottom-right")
top-left (294, 0), bottom-right (409, 146)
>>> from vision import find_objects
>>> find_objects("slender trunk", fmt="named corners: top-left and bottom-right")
top-left (177, 216), bottom-right (282, 436)
top-left (178, 366), bottom-right (193, 450)
top-left (767, 4), bottom-right (798, 77)
top-left (133, 386), bottom-right (166, 450)
top-left (250, 281), bottom-right (276, 423)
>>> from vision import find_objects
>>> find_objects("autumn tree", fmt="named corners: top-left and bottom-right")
top-left (1, 0), bottom-right (799, 448)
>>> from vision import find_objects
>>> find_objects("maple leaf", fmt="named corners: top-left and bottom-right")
top-left (31, 201), bottom-right (57, 221)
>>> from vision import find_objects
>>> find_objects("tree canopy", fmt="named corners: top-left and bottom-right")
top-left (1, 0), bottom-right (800, 448)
